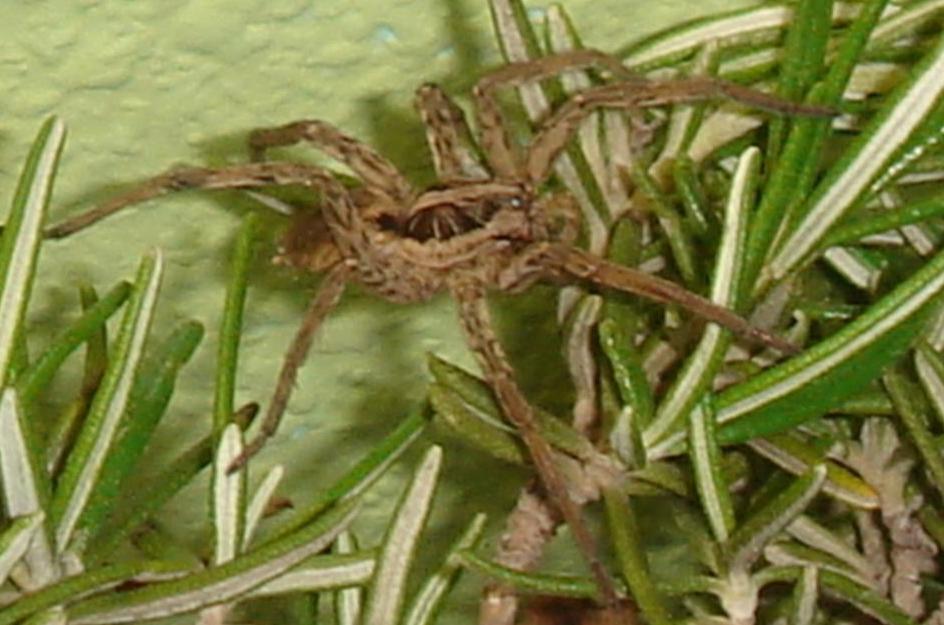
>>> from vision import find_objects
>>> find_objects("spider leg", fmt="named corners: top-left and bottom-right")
top-left (414, 83), bottom-right (490, 181)
top-left (249, 120), bottom-right (414, 203)
top-left (477, 48), bottom-right (637, 91)
top-left (229, 262), bottom-right (350, 472)
top-left (471, 49), bottom-right (639, 180)
top-left (501, 243), bottom-right (799, 354)
top-left (452, 286), bottom-right (620, 610)
top-left (45, 162), bottom-right (358, 239)
top-left (527, 78), bottom-right (835, 184)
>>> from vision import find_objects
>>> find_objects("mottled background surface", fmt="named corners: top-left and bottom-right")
top-left (0, 0), bottom-right (753, 619)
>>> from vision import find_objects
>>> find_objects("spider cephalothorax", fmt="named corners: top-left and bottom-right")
top-left (380, 182), bottom-right (545, 280)
top-left (402, 183), bottom-right (539, 243)
top-left (46, 48), bottom-right (830, 619)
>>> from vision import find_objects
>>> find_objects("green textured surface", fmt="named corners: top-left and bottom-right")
top-left (1, 0), bottom-right (753, 618)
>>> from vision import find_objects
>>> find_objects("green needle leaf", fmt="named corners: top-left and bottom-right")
top-left (364, 446), bottom-right (443, 625)
top-left (50, 250), bottom-right (163, 555)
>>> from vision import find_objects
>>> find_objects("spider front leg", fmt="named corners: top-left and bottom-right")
top-left (470, 48), bottom-right (639, 180)
top-left (248, 120), bottom-right (414, 204)
top-left (452, 286), bottom-right (620, 610)
top-left (526, 77), bottom-right (835, 183)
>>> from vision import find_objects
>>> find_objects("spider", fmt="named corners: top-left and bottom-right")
top-left (47, 48), bottom-right (829, 614)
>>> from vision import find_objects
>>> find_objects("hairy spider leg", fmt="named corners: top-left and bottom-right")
top-left (414, 83), bottom-right (491, 182)
top-left (453, 286), bottom-right (620, 608)
top-left (525, 77), bottom-right (833, 184)
top-left (249, 119), bottom-right (414, 204)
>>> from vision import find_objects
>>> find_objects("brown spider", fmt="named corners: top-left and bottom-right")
top-left (47, 49), bottom-right (828, 614)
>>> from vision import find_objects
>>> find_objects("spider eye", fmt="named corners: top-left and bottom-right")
top-left (509, 196), bottom-right (524, 209)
